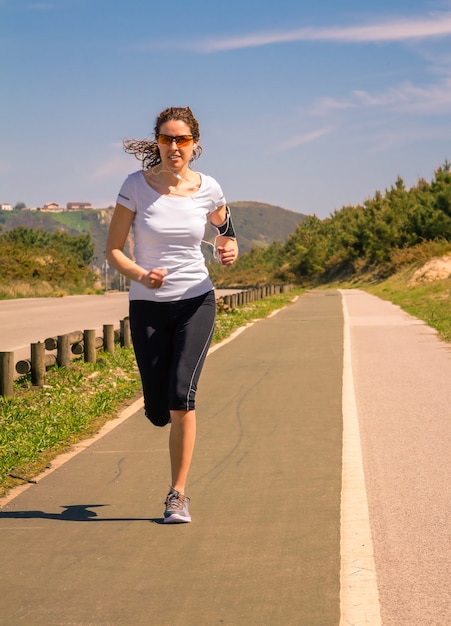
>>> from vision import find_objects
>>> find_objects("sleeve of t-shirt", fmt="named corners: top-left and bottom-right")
top-left (116, 174), bottom-right (137, 213)
top-left (206, 176), bottom-right (226, 213)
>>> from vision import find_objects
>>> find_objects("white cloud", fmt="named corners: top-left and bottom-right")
top-left (354, 77), bottom-right (451, 114)
top-left (306, 76), bottom-right (451, 118)
top-left (190, 12), bottom-right (451, 53)
top-left (274, 128), bottom-right (331, 152)
top-left (295, 71), bottom-right (451, 155)
top-left (309, 97), bottom-right (356, 116)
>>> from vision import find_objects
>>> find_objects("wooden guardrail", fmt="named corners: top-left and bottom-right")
top-left (0, 319), bottom-right (131, 398)
top-left (0, 284), bottom-right (294, 397)
top-left (218, 284), bottom-right (293, 310)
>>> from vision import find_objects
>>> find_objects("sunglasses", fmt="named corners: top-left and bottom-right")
top-left (156, 134), bottom-right (194, 147)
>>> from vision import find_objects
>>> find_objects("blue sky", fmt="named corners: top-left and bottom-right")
top-left (1, 0), bottom-right (451, 217)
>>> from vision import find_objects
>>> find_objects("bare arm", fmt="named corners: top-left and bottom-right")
top-left (106, 203), bottom-right (167, 289)
top-left (209, 205), bottom-right (239, 267)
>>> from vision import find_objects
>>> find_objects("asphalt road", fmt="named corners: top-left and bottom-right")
top-left (0, 289), bottom-right (449, 625)
top-left (0, 289), bottom-right (239, 364)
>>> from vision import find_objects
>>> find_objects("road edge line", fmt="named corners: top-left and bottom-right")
top-left (340, 289), bottom-right (382, 625)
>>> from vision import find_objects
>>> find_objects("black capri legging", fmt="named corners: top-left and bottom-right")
top-left (129, 290), bottom-right (216, 427)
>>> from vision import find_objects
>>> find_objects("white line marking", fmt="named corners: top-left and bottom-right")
top-left (340, 290), bottom-right (382, 625)
top-left (208, 324), bottom-right (254, 354)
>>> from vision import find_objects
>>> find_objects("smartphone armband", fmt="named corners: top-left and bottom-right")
top-left (214, 205), bottom-right (236, 239)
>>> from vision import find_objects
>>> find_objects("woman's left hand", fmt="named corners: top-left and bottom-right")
top-left (217, 238), bottom-right (238, 267)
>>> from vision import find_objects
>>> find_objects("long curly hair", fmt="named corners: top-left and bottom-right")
top-left (123, 106), bottom-right (203, 170)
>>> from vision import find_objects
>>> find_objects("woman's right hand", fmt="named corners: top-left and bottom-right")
top-left (139, 268), bottom-right (168, 289)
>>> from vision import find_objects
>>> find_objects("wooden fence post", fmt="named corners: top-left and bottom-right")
top-left (84, 330), bottom-right (97, 363)
top-left (57, 334), bottom-right (71, 369)
top-left (103, 324), bottom-right (115, 354)
top-left (31, 342), bottom-right (46, 387)
top-left (120, 318), bottom-right (131, 347)
top-left (0, 351), bottom-right (14, 397)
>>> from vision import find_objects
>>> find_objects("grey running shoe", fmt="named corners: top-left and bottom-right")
top-left (164, 487), bottom-right (191, 524)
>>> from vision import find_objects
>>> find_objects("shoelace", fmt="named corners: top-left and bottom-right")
top-left (165, 493), bottom-right (182, 510)
top-left (165, 490), bottom-right (190, 510)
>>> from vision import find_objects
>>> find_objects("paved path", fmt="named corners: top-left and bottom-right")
top-left (0, 290), bottom-right (449, 625)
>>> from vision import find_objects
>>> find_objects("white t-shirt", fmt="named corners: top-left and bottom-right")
top-left (116, 170), bottom-right (226, 302)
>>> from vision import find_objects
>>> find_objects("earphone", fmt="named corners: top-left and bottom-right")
top-left (201, 238), bottom-right (222, 263)
top-left (150, 166), bottom-right (183, 180)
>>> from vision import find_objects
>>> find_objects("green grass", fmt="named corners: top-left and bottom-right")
top-left (0, 288), bottom-right (303, 496)
top-left (0, 349), bottom-right (142, 495)
top-left (42, 209), bottom-right (102, 233)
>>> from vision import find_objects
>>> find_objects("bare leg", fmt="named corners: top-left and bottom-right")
top-left (169, 409), bottom-right (196, 494)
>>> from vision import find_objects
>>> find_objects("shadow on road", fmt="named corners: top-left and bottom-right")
top-left (0, 504), bottom-right (164, 524)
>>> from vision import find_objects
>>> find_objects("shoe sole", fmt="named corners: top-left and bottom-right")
top-left (164, 513), bottom-right (192, 524)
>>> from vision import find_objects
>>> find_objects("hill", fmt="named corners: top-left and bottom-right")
top-left (0, 202), bottom-right (306, 266)
top-left (0, 209), bottom-right (112, 268)
top-left (207, 164), bottom-right (451, 288)
top-left (223, 201), bottom-right (306, 251)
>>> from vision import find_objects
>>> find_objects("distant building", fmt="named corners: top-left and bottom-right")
top-left (0, 203), bottom-right (13, 211)
top-left (66, 202), bottom-right (94, 210)
top-left (41, 202), bottom-right (63, 212)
